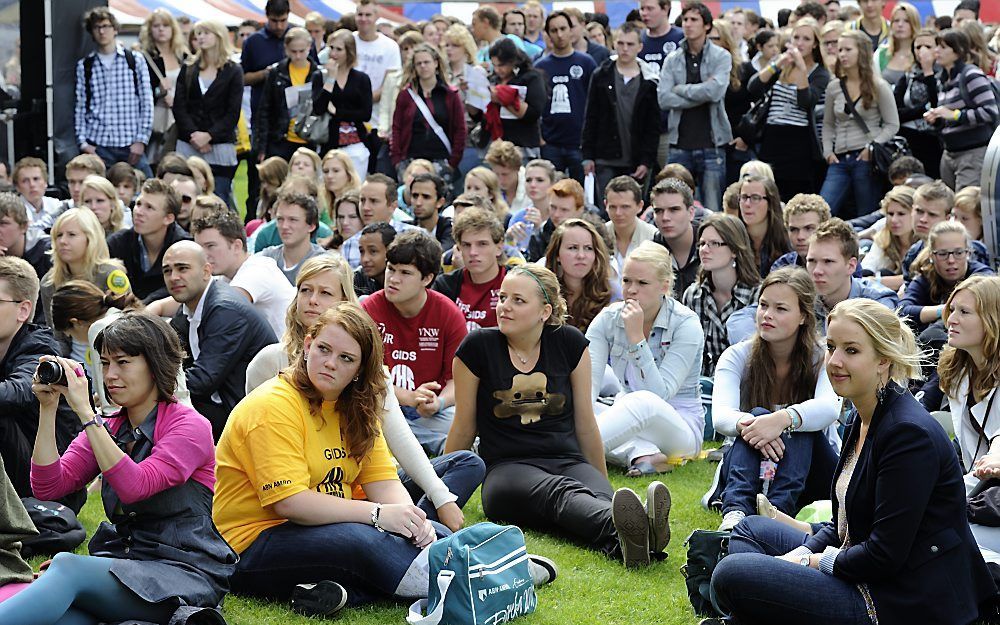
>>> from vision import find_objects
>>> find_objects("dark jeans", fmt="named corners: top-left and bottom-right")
top-left (712, 516), bottom-right (870, 625)
top-left (725, 144), bottom-right (754, 187)
top-left (541, 144), bottom-right (584, 186)
top-left (94, 145), bottom-right (153, 179)
top-left (820, 150), bottom-right (881, 219)
top-left (232, 519), bottom-right (450, 606)
top-left (398, 451), bottom-right (485, 520)
top-left (722, 427), bottom-right (839, 517)
top-left (482, 457), bottom-right (618, 557)
top-left (668, 146), bottom-right (726, 212)
top-left (594, 164), bottom-right (631, 218)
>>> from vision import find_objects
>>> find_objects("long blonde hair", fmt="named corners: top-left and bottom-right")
top-left (80, 175), bottom-right (125, 234)
top-left (835, 30), bottom-right (879, 109)
top-left (872, 186), bottom-right (914, 274)
top-left (887, 3), bottom-right (919, 57)
top-left (939, 276), bottom-right (1000, 401)
top-left (283, 255), bottom-right (358, 364)
top-left (444, 23), bottom-right (478, 65)
top-left (466, 167), bottom-right (510, 219)
top-left (44, 208), bottom-right (119, 287)
top-left (828, 298), bottom-right (923, 385)
top-left (401, 43), bottom-right (448, 90)
top-left (139, 9), bottom-right (187, 60)
top-left (710, 19), bottom-right (741, 90)
top-left (320, 149), bottom-right (361, 220)
top-left (281, 303), bottom-right (387, 461)
top-left (189, 20), bottom-right (234, 70)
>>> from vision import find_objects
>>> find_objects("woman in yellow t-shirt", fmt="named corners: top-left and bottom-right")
top-left (213, 303), bottom-right (442, 618)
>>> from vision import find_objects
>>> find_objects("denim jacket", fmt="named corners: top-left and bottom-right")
top-left (586, 296), bottom-right (704, 404)
top-left (656, 39), bottom-right (734, 147)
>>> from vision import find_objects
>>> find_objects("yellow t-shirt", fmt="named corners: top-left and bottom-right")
top-left (212, 376), bottom-right (399, 554)
top-left (286, 63), bottom-right (311, 144)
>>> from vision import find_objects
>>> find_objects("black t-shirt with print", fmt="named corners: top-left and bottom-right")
top-left (456, 325), bottom-right (588, 468)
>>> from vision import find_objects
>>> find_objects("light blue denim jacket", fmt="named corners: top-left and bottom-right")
top-left (586, 296), bottom-right (704, 404)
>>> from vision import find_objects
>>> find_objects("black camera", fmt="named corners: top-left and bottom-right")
top-left (36, 360), bottom-right (67, 386)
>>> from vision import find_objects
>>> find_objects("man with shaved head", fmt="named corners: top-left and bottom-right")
top-left (164, 240), bottom-right (276, 439)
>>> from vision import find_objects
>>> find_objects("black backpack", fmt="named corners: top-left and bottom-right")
top-left (681, 529), bottom-right (729, 617)
top-left (83, 49), bottom-right (140, 112)
top-left (19, 497), bottom-right (87, 558)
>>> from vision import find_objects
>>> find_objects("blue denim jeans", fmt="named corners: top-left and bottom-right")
top-left (541, 144), bottom-right (584, 185)
top-left (455, 146), bottom-right (484, 198)
top-left (668, 146), bottom-right (725, 212)
top-left (819, 150), bottom-right (880, 219)
top-left (94, 144), bottom-right (153, 179)
top-left (232, 519), bottom-right (450, 606)
top-left (722, 425), bottom-right (839, 517)
top-left (399, 450), bottom-right (486, 520)
top-left (711, 516), bottom-right (870, 625)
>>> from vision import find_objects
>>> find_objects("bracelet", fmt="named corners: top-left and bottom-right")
top-left (371, 503), bottom-right (385, 532)
top-left (937, 306), bottom-right (944, 320)
top-left (784, 407), bottom-right (802, 433)
top-left (626, 340), bottom-right (646, 355)
top-left (769, 61), bottom-right (779, 73)
top-left (952, 109), bottom-right (961, 122)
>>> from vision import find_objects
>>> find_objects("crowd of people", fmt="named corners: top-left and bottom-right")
top-left (0, 0), bottom-right (999, 623)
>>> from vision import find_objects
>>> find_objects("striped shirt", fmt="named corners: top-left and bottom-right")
top-left (74, 44), bottom-right (153, 149)
top-left (765, 82), bottom-right (810, 127)
top-left (938, 62), bottom-right (999, 152)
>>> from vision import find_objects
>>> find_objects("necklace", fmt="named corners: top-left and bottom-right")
top-left (509, 342), bottom-right (537, 365)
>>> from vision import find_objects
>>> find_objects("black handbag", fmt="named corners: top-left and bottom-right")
top-left (19, 497), bottom-right (87, 558)
top-left (840, 81), bottom-right (911, 177)
top-left (681, 529), bottom-right (730, 616)
top-left (734, 90), bottom-right (771, 145)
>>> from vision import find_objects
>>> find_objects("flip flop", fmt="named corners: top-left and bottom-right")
top-left (625, 459), bottom-right (673, 477)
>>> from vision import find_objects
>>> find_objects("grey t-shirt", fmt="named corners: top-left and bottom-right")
top-left (257, 243), bottom-right (327, 285)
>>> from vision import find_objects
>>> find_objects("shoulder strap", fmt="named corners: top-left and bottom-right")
top-left (124, 49), bottom-right (139, 96)
top-left (969, 390), bottom-right (998, 459)
top-left (840, 79), bottom-right (874, 141)
top-left (407, 88), bottom-right (451, 152)
top-left (140, 49), bottom-right (166, 83)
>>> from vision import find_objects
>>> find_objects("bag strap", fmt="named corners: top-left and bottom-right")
top-left (408, 88), bottom-right (451, 152)
top-left (406, 569), bottom-right (455, 625)
top-left (968, 390), bottom-right (998, 459)
top-left (140, 50), bottom-right (166, 83)
top-left (840, 80), bottom-right (875, 142)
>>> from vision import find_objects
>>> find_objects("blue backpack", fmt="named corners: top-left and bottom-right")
top-left (407, 523), bottom-right (537, 625)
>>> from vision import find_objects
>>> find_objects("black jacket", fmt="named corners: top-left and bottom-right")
top-left (746, 63), bottom-right (830, 159)
top-left (431, 267), bottom-right (465, 301)
top-left (254, 58), bottom-right (319, 155)
top-left (173, 61), bottom-right (244, 145)
top-left (581, 59), bottom-right (661, 170)
top-left (407, 216), bottom-right (454, 253)
top-left (107, 223), bottom-right (192, 303)
top-left (804, 384), bottom-right (996, 625)
top-left (496, 69), bottom-right (546, 149)
top-left (23, 234), bottom-right (51, 324)
top-left (526, 218), bottom-right (557, 263)
top-left (169, 280), bottom-right (277, 440)
top-left (0, 324), bottom-right (81, 497)
top-left (312, 68), bottom-right (373, 155)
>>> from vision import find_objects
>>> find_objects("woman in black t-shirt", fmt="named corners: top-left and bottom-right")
top-left (444, 264), bottom-right (670, 568)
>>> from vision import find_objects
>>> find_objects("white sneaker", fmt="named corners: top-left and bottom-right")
top-left (718, 510), bottom-right (746, 532)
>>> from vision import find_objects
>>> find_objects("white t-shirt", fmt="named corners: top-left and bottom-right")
top-left (225, 255), bottom-right (295, 338)
top-left (353, 32), bottom-right (401, 129)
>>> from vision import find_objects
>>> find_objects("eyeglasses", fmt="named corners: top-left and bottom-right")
top-left (698, 240), bottom-right (727, 249)
top-left (92, 23), bottom-right (115, 32)
top-left (739, 194), bottom-right (767, 204)
top-left (931, 248), bottom-right (970, 260)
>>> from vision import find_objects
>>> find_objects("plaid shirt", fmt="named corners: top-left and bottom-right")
top-left (682, 278), bottom-right (757, 377)
top-left (340, 220), bottom-right (420, 269)
top-left (74, 44), bottom-right (153, 149)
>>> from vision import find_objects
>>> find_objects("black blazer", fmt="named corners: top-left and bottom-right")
top-left (581, 59), bottom-right (661, 170)
top-left (172, 61), bottom-right (244, 145)
top-left (804, 383), bottom-right (996, 625)
top-left (169, 280), bottom-right (277, 439)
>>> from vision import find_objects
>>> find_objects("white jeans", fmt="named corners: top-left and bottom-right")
top-left (343, 141), bottom-right (371, 178)
top-left (595, 390), bottom-right (700, 467)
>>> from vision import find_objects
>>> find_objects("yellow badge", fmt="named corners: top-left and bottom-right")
top-left (106, 270), bottom-right (130, 295)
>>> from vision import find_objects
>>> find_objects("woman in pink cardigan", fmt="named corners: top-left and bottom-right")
top-left (0, 312), bottom-right (236, 625)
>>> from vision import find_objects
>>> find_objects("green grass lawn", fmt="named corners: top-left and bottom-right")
top-left (44, 458), bottom-right (719, 625)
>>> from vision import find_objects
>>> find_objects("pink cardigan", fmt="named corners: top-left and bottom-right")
top-left (31, 401), bottom-right (215, 505)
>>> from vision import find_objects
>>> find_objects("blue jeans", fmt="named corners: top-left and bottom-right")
top-left (94, 144), bottom-right (153, 179)
top-left (819, 150), bottom-right (880, 219)
top-left (455, 146), bottom-right (484, 198)
top-left (214, 176), bottom-right (233, 207)
top-left (232, 519), bottom-right (450, 606)
top-left (541, 144), bottom-right (584, 185)
top-left (711, 516), bottom-right (870, 625)
top-left (722, 424), bottom-right (839, 517)
top-left (668, 147), bottom-right (725, 212)
top-left (399, 450), bottom-right (486, 520)
top-left (400, 405), bottom-right (454, 456)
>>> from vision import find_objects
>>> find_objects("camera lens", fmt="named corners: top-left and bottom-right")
top-left (36, 360), bottom-right (67, 386)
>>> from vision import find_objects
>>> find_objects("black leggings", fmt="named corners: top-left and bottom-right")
top-left (481, 457), bottom-right (618, 557)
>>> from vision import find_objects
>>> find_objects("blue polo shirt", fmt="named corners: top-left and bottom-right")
top-left (241, 27), bottom-right (288, 112)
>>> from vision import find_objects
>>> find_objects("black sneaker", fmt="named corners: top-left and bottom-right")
top-left (612, 488), bottom-right (650, 568)
top-left (291, 580), bottom-right (348, 617)
top-left (646, 480), bottom-right (671, 554)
